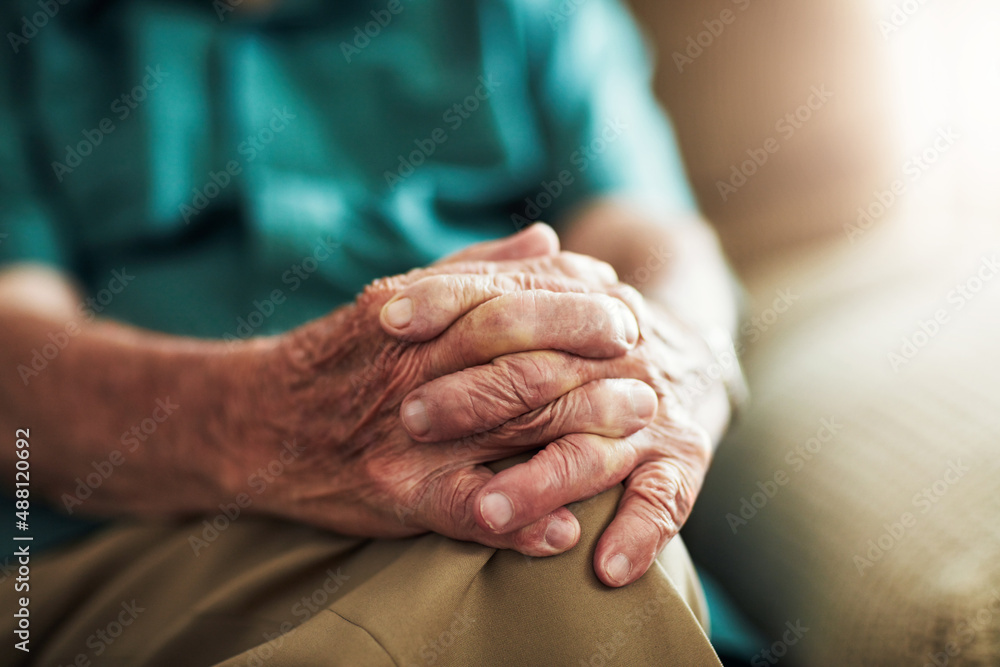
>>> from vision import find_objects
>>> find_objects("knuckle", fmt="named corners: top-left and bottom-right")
top-left (492, 354), bottom-right (550, 410)
top-left (445, 376), bottom-right (505, 428)
top-left (515, 289), bottom-right (542, 329)
top-left (526, 270), bottom-right (590, 295)
top-left (609, 283), bottom-right (645, 315)
top-left (564, 252), bottom-right (618, 285)
top-left (509, 524), bottom-right (542, 554)
top-left (574, 382), bottom-right (603, 423)
top-left (458, 274), bottom-right (491, 308)
top-left (392, 344), bottom-right (432, 389)
top-left (360, 452), bottom-right (417, 509)
top-left (425, 381), bottom-right (483, 433)
top-left (531, 443), bottom-right (577, 498)
top-left (443, 274), bottom-right (469, 302)
top-left (551, 252), bottom-right (595, 281)
top-left (589, 295), bottom-right (629, 347)
top-left (492, 405), bottom-right (555, 445)
top-left (593, 259), bottom-right (619, 285)
top-left (358, 276), bottom-right (402, 310)
top-left (539, 434), bottom-right (599, 495)
top-left (659, 418), bottom-right (714, 464)
top-left (433, 473), bottom-right (481, 534)
top-left (490, 272), bottom-right (530, 296)
top-left (614, 354), bottom-right (659, 387)
top-left (628, 467), bottom-right (692, 539)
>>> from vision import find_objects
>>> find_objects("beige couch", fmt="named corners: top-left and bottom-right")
top-left (627, 0), bottom-right (1000, 664)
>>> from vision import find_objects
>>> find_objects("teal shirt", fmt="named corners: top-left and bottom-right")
top-left (1, 0), bottom-right (699, 563)
top-left (2, 0), bottom-right (695, 340)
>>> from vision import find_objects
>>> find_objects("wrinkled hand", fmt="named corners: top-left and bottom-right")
top-left (232, 226), bottom-right (658, 557)
top-left (386, 246), bottom-right (723, 587)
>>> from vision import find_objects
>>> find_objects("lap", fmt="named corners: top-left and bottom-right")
top-left (4, 482), bottom-right (719, 666)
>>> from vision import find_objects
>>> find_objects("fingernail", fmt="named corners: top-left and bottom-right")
top-left (629, 383), bottom-right (657, 420)
top-left (481, 492), bottom-right (513, 531)
top-left (544, 519), bottom-right (576, 551)
top-left (401, 399), bottom-right (430, 436)
top-left (606, 553), bottom-right (632, 585)
top-left (620, 308), bottom-right (639, 346)
top-left (384, 297), bottom-right (413, 329)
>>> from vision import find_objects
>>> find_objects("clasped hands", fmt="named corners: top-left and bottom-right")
top-left (232, 224), bottom-right (718, 587)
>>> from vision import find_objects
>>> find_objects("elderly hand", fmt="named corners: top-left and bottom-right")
top-left (385, 239), bottom-right (724, 587)
top-left (229, 225), bottom-right (659, 557)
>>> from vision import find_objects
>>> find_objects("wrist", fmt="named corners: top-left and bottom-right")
top-left (200, 335), bottom-right (287, 502)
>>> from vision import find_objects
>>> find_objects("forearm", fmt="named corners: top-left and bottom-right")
top-left (560, 200), bottom-right (739, 442)
top-left (0, 265), bottom-right (254, 516)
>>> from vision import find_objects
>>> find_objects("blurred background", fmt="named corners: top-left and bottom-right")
top-left (633, 0), bottom-right (999, 272)
top-left (626, 0), bottom-right (1000, 664)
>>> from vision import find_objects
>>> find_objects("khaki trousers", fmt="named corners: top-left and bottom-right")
top-left (3, 480), bottom-right (720, 666)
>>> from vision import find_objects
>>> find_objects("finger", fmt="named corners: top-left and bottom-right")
top-left (441, 252), bottom-right (619, 290)
top-left (590, 462), bottom-right (693, 587)
top-left (403, 348), bottom-right (656, 441)
top-left (432, 223), bottom-right (560, 265)
top-left (417, 465), bottom-right (582, 557)
top-left (593, 425), bottom-right (712, 587)
top-left (381, 253), bottom-right (621, 338)
top-left (418, 290), bottom-right (640, 380)
top-left (381, 272), bottom-right (594, 341)
top-left (479, 379), bottom-right (656, 446)
top-left (605, 282), bottom-right (648, 323)
top-left (472, 432), bottom-right (641, 536)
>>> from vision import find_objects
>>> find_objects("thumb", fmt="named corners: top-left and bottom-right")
top-left (433, 223), bottom-right (560, 266)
